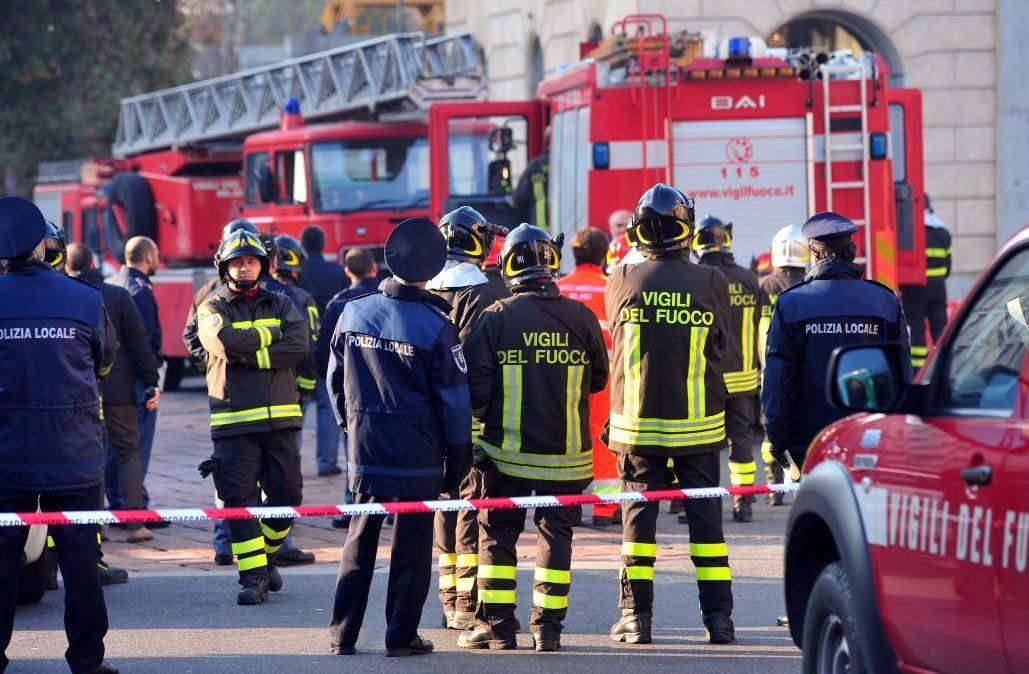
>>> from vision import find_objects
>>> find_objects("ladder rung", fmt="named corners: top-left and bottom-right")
top-left (829, 105), bottom-right (863, 113)
top-left (829, 181), bottom-right (865, 189)
top-left (827, 144), bottom-right (863, 152)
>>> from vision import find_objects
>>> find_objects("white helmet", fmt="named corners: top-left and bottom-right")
top-left (770, 225), bottom-right (810, 269)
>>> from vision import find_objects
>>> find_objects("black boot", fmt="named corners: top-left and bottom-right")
top-left (733, 496), bottom-right (754, 523)
top-left (44, 546), bottom-right (59, 591)
top-left (448, 610), bottom-right (476, 630)
top-left (237, 573), bottom-right (269, 605)
top-left (609, 610), bottom-right (652, 644)
top-left (766, 464), bottom-right (785, 505)
top-left (385, 635), bottom-right (434, 657)
top-left (86, 664), bottom-right (120, 673)
top-left (704, 613), bottom-right (735, 644)
top-left (275, 546), bottom-right (315, 566)
top-left (531, 628), bottom-right (561, 652)
top-left (97, 561), bottom-right (128, 586)
top-left (267, 562), bottom-right (283, 592)
top-left (457, 625), bottom-right (517, 650)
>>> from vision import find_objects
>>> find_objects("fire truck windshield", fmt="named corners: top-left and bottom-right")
top-left (310, 136), bottom-right (429, 213)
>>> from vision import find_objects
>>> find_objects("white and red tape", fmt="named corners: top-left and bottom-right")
top-left (0, 484), bottom-right (798, 527)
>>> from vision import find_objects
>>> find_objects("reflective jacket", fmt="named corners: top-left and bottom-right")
top-left (0, 260), bottom-right (118, 491)
top-left (183, 276), bottom-right (221, 371)
top-left (758, 267), bottom-right (807, 357)
top-left (197, 285), bottom-right (309, 439)
top-left (270, 274), bottom-right (320, 395)
top-left (605, 255), bottom-right (731, 457)
top-left (698, 252), bottom-right (766, 397)
top-left (327, 278), bottom-right (472, 497)
top-left (762, 260), bottom-right (910, 460)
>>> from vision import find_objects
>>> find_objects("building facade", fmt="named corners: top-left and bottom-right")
top-left (446, 0), bottom-right (1028, 294)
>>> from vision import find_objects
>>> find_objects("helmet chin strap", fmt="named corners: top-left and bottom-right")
top-left (227, 276), bottom-right (258, 292)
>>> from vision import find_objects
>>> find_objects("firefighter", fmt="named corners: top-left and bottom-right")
top-left (195, 229), bottom-right (309, 604)
top-left (757, 225), bottom-right (809, 504)
top-left (426, 205), bottom-right (510, 630)
top-left (326, 217), bottom-right (471, 657)
top-left (693, 215), bottom-right (766, 523)
top-left (458, 224), bottom-right (608, 652)
top-left (763, 212), bottom-right (910, 473)
top-left (605, 184), bottom-right (735, 645)
top-left (556, 227), bottom-right (620, 527)
top-left (274, 234), bottom-right (321, 403)
top-left (900, 194), bottom-right (952, 369)
top-left (510, 149), bottom-right (549, 229)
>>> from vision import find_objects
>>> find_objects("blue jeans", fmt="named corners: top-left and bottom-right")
top-left (315, 380), bottom-right (342, 473)
top-left (105, 380), bottom-right (157, 509)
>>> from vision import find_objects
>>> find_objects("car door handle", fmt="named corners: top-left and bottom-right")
top-left (960, 465), bottom-right (992, 486)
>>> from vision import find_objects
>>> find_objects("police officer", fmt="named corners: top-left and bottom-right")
top-left (457, 225), bottom-right (607, 652)
top-left (0, 196), bottom-right (119, 674)
top-left (427, 206), bottom-right (510, 630)
top-left (900, 194), bottom-right (952, 369)
top-left (757, 225), bottom-right (809, 503)
top-left (196, 229), bottom-right (309, 604)
top-left (327, 217), bottom-right (472, 657)
top-left (763, 212), bottom-right (910, 473)
top-left (693, 215), bottom-right (765, 523)
top-left (605, 184), bottom-right (735, 645)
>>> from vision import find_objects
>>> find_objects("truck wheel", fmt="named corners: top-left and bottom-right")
top-left (107, 172), bottom-right (157, 254)
top-left (163, 358), bottom-right (185, 392)
top-left (801, 561), bottom-right (871, 674)
top-left (17, 556), bottom-right (47, 605)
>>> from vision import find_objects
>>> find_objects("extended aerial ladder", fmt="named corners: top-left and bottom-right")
top-left (113, 31), bottom-right (485, 157)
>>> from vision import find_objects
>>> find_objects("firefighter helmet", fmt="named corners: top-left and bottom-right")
top-left (222, 218), bottom-right (260, 240)
top-left (274, 234), bottom-right (307, 273)
top-left (501, 223), bottom-right (563, 289)
top-left (693, 214), bottom-right (733, 256)
top-left (44, 220), bottom-right (67, 272)
top-left (439, 205), bottom-right (507, 265)
top-left (770, 225), bottom-right (810, 269)
top-left (629, 183), bottom-right (695, 254)
top-left (214, 229), bottom-right (269, 284)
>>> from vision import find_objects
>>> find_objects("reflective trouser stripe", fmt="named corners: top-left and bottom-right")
top-left (439, 553), bottom-right (457, 567)
top-left (690, 542), bottom-right (729, 557)
top-left (622, 322), bottom-right (641, 419)
top-left (760, 440), bottom-right (774, 464)
top-left (565, 365), bottom-right (583, 454)
top-left (696, 566), bottom-right (732, 581)
top-left (297, 376), bottom-right (316, 390)
top-left (501, 365), bottom-right (522, 453)
top-left (622, 566), bottom-right (654, 580)
top-left (455, 553), bottom-right (478, 594)
top-left (261, 522), bottom-right (291, 554)
top-left (478, 564), bottom-right (518, 580)
top-left (481, 589), bottom-right (517, 604)
top-left (911, 345), bottom-right (928, 368)
top-left (728, 461), bottom-right (757, 486)
top-left (456, 577), bottom-right (476, 592)
top-left (687, 326), bottom-right (709, 419)
top-left (533, 590), bottom-right (568, 610)
top-left (926, 267), bottom-right (947, 277)
top-left (621, 541), bottom-right (657, 557)
top-left (534, 567), bottom-right (571, 584)
top-left (47, 535), bottom-right (55, 548)
top-left (237, 553), bottom-right (267, 571)
top-left (439, 575), bottom-right (457, 590)
top-left (456, 553), bottom-right (478, 568)
top-left (232, 537), bottom-right (265, 555)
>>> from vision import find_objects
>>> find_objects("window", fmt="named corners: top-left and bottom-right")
top-left (310, 137), bottom-right (429, 213)
top-left (934, 247), bottom-right (1029, 413)
top-left (888, 104), bottom-right (906, 183)
top-left (82, 207), bottom-right (101, 257)
top-left (62, 211), bottom-right (73, 242)
top-left (274, 150), bottom-right (307, 205)
top-left (446, 116), bottom-right (528, 197)
top-left (244, 151), bottom-right (270, 205)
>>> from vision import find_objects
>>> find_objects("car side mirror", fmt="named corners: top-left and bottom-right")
top-left (256, 163), bottom-right (278, 203)
top-left (827, 343), bottom-right (909, 413)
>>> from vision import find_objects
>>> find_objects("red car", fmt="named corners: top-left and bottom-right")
top-left (785, 226), bottom-right (1029, 673)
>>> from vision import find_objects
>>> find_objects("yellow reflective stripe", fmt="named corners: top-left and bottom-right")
top-left (237, 553), bottom-right (268, 571)
top-left (474, 438), bottom-right (594, 469)
top-left (307, 306), bottom-right (320, 332)
top-left (231, 320), bottom-right (253, 329)
top-left (761, 441), bottom-right (774, 463)
top-left (687, 326), bottom-right (709, 419)
top-left (260, 523), bottom-right (289, 541)
top-left (211, 406), bottom-right (271, 426)
top-left (257, 325), bottom-right (272, 349)
top-left (741, 306), bottom-right (755, 372)
top-left (481, 589), bottom-right (517, 604)
top-left (534, 567), bottom-right (571, 584)
top-left (728, 461), bottom-right (756, 474)
top-left (610, 411), bottom-right (724, 433)
top-left (925, 267), bottom-right (947, 277)
top-left (925, 247), bottom-right (952, 258)
top-left (533, 590), bottom-right (568, 609)
top-left (478, 564), bottom-right (518, 580)
top-left (610, 426), bottom-right (726, 448)
top-left (690, 542), bottom-right (729, 557)
top-left (565, 365), bottom-right (583, 455)
top-left (501, 364), bottom-right (522, 453)
top-left (232, 537), bottom-right (265, 555)
top-left (269, 404), bottom-right (303, 419)
top-left (439, 575), bottom-right (457, 590)
top-left (47, 535), bottom-right (55, 548)
top-left (730, 472), bottom-right (756, 486)
top-left (456, 577), bottom-right (476, 592)
top-left (255, 347), bottom-right (270, 369)
top-left (439, 553), bottom-right (457, 567)
top-left (264, 543), bottom-right (283, 554)
top-left (622, 541), bottom-right (657, 558)
top-left (623, 322), bottom-right (641, 418)
top-left (456, 553), bottom-right (478, 567)
top-left (910, 346), bottom-right (929, 356)
top-left (622, 566), bottom-right (655, 581)
top-left (297, 376), bottom-right (317, 390)
top-left (696, 566), bottom-right (732, 581)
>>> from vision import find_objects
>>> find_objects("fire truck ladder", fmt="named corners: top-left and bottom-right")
top-left (113, 31), bottom-right (485, 157)
top-left (821, 61), bottom-right (872, 278)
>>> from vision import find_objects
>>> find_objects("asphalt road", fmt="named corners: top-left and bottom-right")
top-left (9, 565), bottom-right (800, 673)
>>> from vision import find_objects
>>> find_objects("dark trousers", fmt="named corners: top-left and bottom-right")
top-left (725, 395), bottom-right (756, 488)
top-left (329, 493), bottom-right (435, 650)
top-left (473, 461), bottom-right (581, 635)
top-left (902, 282), bottom-right (948, 368)
top-left (102, 403), bottom-right (144, 529)
top-left (618, 452), bottom-right (732, 617)
top-left (0, 486), bottom-right (108, 673)
top-left (433, 470), bottom-right (481, 616)
top-left (211, 429), bottom-right (303, 578)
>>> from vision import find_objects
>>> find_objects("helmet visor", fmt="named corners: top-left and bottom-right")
top-left (504, 239), bottom-right (560, 278)
top-left (632, 213), bottom-right (691, 248)
top-left (441, 224), bottom-right (485, 259)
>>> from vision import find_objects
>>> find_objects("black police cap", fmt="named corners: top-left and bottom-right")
top-left (0, 196), bottom-right (47, 259)
top-left (802, 211), bottom-right (859, 241)
top-left (385, 217), bottom-right (447, 282)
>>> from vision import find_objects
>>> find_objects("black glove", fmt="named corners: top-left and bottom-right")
top-left (198, 457), bottom-right (219, 479)
top-left (443, 443), bottom-right (473, 493)
top-left (769, 445), bottom-right (791, 470)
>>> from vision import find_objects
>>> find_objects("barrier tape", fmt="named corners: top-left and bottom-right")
top-left (0, 484), bottom-right (798, 527)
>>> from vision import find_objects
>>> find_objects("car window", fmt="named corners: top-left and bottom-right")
top-left (934, 246), bottom-right (1029, 413)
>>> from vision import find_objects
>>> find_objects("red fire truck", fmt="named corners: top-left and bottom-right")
top-left (428, 14), bottom-right (927, 284)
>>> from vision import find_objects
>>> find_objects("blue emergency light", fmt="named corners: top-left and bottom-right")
top-left (283, 97), bottom-right (302, 115)
top-left (727, 37), bottom-right (751, 60)
top-left (593, 142), bottom-right (610, 170)
top-left (870, 133), bottom-right (888, 159)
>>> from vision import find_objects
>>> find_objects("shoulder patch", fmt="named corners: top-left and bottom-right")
top-left (200, 310), bottom-right (223, 331)
top-left (451, 344), bottom-right (468, 373)
top-left (864, 279), bottom-right (898, 295)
